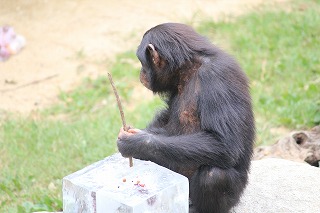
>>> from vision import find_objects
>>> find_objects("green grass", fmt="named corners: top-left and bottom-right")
top-left (1, 0), bottom-right (319, 212)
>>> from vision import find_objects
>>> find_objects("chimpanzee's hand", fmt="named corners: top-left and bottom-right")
top-left (117, 127), bottom-right (153, 159)
top-left (117, 127), bottom-right (142, 139)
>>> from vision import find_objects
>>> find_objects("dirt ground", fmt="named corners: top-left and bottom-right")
top-left (0, 0), bottom-right (286, 113)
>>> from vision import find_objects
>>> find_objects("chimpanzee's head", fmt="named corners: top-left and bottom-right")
top-left (136, 23), bottom-right (215, 93)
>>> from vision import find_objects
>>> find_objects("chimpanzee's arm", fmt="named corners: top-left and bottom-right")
top-left (117, 131), bottom-right (239, 169)
top-left (118, 82), bottom-right (251, 170)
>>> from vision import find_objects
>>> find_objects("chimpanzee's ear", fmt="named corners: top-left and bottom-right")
top-left (147, 44), bottom-right (160, 66)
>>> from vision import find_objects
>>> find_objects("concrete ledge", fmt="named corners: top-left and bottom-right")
top-left (233, 158), bottom-right (320, 212)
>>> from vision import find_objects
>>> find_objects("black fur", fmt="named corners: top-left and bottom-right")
top-left (117, 23), bottom-right (255, 213)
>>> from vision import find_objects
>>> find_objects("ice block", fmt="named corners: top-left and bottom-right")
top-left (63, 153), bottom-right (189, 213)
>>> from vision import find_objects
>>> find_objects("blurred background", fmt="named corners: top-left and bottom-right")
top-left (0, 0), bottom-right (319, 212)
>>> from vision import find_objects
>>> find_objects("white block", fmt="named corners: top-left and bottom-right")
top-left (63, 153), bottom-right (189, 213)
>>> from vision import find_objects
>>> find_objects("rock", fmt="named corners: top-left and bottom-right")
top-left (254, 126), bottom-right (320, 167)
top-left (233, 158), bottom-right (320, 213)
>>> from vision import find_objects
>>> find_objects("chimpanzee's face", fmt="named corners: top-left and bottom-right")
top-left (137, 42), bottom-right (175, 93)
top-left (137, 44), bottom-right (154, 91)
top-left (139, 66), bottom-right (152, 90)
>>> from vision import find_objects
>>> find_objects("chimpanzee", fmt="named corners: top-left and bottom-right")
top-left (117, 23), bottom-right (255, 213)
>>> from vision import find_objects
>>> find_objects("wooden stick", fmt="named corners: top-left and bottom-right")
top-left (107, 72), bottom-right (133, 167)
